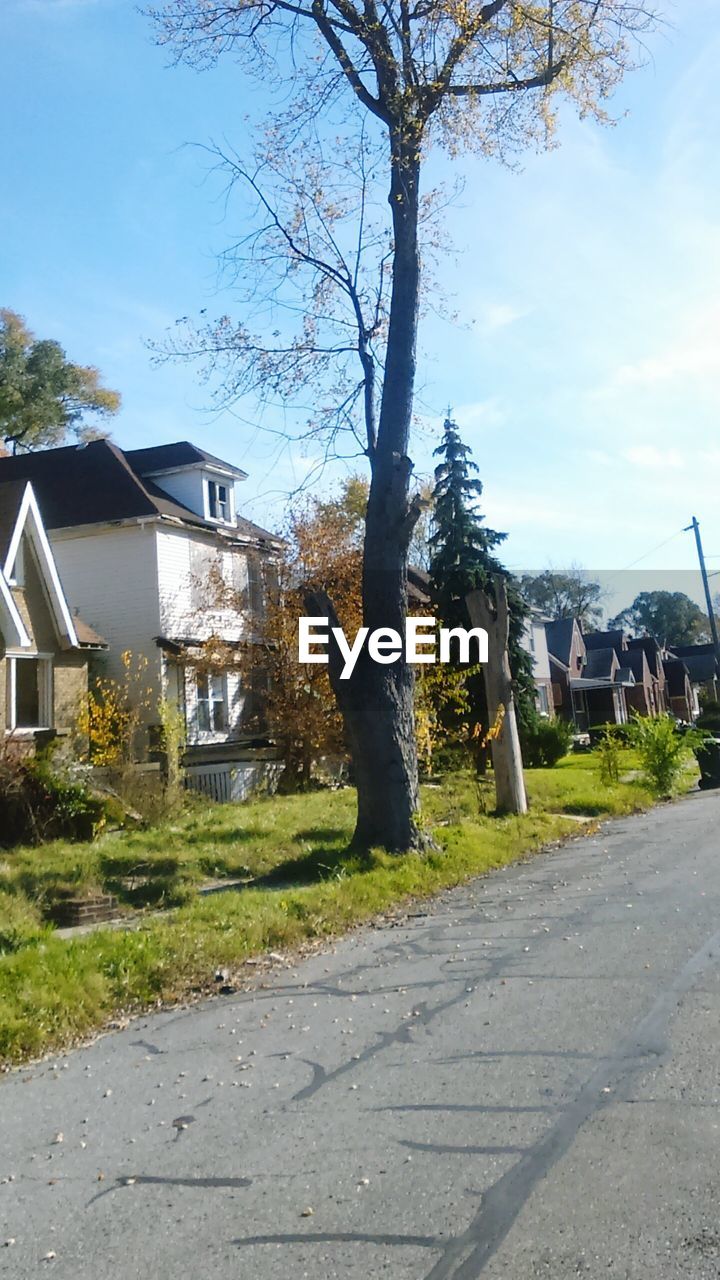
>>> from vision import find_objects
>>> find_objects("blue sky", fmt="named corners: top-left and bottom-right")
top-left (2, 0), bottom-right (719, 609)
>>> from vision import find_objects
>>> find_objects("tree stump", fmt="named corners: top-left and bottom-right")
top-left (466, 579), bottom-right (528, 816)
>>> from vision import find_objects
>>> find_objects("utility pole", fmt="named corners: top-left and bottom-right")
top-left (685, 516), bottom-right (720, 662)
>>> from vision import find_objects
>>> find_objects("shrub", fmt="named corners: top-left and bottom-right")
top-left (522, 718), bottom-right (573, 768)
top-left (594, 726), bottom-right (624, 786)
top-left (0, 741), bottom-right (106, 848)
top-left (626, 714), bottom-right (702, 796)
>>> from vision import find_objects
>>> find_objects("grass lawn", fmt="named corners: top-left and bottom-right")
top-left (0, 753), bottom-right (678, 1065)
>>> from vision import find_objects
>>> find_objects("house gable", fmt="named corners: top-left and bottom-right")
top-left (1, 483), bottom-right (78, 649)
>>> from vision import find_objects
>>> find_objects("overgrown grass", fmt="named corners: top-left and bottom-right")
top-left (0, 754), bottom-right (680, 1065)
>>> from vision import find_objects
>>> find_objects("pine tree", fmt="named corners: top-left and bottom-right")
top-left (428, 416), bottom-right (536, 761)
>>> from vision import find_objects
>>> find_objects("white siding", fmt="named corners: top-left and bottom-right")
top-left (521, 619), bottom-right (552, 683)
top-left (49, 524), bottom-right (163, 701)
top-left (145, 468), bottom-right (206, 518)
top-left (156, 526), bottom-right (255, 744)
top-left (155, 525), bottom-right (249, 643)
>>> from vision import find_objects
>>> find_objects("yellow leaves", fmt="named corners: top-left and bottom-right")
top-left (75, 651), bottom-right (154, 767)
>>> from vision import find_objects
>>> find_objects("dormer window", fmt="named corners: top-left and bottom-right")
top-left (206, 478), bottom-right (233, 524)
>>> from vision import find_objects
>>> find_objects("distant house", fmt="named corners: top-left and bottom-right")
top-left (0, 441), bottom-right (282, 792)
top-left (544, 617), bottom-right (587, 722)
top-left (627, 636), bottom-right (667, 716)
top-left (519, 613), bottom-right (554, 718)
top-left (0, 479), bottom-right (105, 743)
top-left (662, 656), bottom-right (697, 722)
top-left (545, 619), bottom-right (634, 730)
top-left (669, 643), bottom-right (719, 706)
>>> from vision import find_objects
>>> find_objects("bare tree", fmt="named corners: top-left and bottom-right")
top-left (148, 0), bottom-right (659, 850)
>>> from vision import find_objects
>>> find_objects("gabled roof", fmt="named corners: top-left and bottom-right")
top-left (124, 441), bottom-right (248, 480)
top-left (544, 617), bottom-right (583, 667)
top-left (0, 439), bottom-right (277, 544)
top-left (0, 480), bottom-right (78, 648)
top-left (669, 643), bottom-right (719, 684)
top-left (677, 653), bottom-right (718, 684)
top-left (662, 657), bottom-right (691, 698)
top-left (0, 478), bottom-right (28, 563)
top-left (583, 629), bottom-right (626, 654)
top-left (627, 635), bottom-right (665, 679)
top-left (615, 666), bottom-right (636, 686)
top-left (584, 647), bottom-right (618, 680)
top-left (623, 648), bottom-right (651, 683)
top-left (0, 571), bottom-right (30, 649)
top-left (671, 642), bottom-right (716, 658)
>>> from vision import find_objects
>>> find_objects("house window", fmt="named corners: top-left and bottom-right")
top-left (536, 685), bottom-right (550, 717)
top-left (196, 672), bottom-right (227, 733)
top-left (6, 656), bottom-right (52, 731)
top-left (207, 479), bottom-right (231, 523)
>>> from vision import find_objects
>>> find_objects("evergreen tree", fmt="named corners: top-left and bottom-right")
top-left (428, 416), bottom-right (536, 761)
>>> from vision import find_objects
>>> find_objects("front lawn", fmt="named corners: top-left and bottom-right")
top-left (0, 756), bottom-right (670, 1065)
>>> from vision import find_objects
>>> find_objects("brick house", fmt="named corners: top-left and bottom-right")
top-left (0, 479), bottom-right (105, 742)
top-left (668, 643), bottom-right (719, 706)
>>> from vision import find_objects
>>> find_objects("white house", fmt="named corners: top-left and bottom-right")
top-left (0, 440), bottom-right (282, 789)
top-left (519, 611), bottom-right (554, 718)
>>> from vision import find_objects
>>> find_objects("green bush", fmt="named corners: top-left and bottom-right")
top-left (0, 747), bottom-right (106, 848)
top-left (522, 718), bottom-right (574, 768)
top-left (626, 714), bottom-right (702, 796)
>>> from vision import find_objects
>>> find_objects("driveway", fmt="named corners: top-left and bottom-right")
top-left (2, 788), bottom-right (720, 1278)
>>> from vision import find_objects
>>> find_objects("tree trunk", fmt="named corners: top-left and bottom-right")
top-left (466, 580), bottom-right (528, 816)
top-left (320, 134), bottom-right (424, 851)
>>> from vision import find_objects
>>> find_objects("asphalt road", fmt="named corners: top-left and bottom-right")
top-left (3, 788), bottom-right (720, 1279)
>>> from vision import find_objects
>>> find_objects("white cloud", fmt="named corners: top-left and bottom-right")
top-left (478, 303), bottom-right (529, 333)
top-left (622, 446), bottom-right (685, 470)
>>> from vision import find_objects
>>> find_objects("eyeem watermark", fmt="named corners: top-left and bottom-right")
top-left (299, 617), bottom-right (488, 680)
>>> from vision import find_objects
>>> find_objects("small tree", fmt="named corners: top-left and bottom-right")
top-left (627, 713), bottom-right (703, 796)
top-left (0, 310), bottom-right (121, 452)
top-left (188, 481), bottom-right (365, 790)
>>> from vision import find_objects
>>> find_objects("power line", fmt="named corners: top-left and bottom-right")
top-left (619, 528), bottom-right (686, 572)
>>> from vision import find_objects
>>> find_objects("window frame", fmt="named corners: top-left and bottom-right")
top-left (5, 653), bottom-right (53, 733)
top-left (195, 670), bottom-right (228, 734)
top-left (205, 476), bottom-right (234, 525)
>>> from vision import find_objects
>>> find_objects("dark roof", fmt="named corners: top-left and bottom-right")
top-left (583, 629), bottom-right (626, 654)
top-left (627, 635), bottom-right (665, 678)
top-left (544, 617), bottom-right (581, 667)
top-left (668, 644), bottom-right (718, 684)
top-left (615, 666), bottom-right (635, 686)
top-left (584, 647), bottom-right (617, 680)
top-left (0, 440), bottom-right (276, 544)
top-left (679, 653), bottom-right (718, 684)
top-left (662, 657), bottom-right (691, 698)
top-left (671, 642), bottom-right (716, 658)
top-left (0, 478), bottom-right (27, 562)
top-left (124, 442), bottom-right (247, 480)
top-left (623, 649), bottom-right (650, 682)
